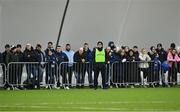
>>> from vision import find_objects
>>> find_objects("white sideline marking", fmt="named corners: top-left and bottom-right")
top-left (0, 105), bottom-right (179, 111)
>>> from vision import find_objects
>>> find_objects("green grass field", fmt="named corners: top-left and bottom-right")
top-left (0, 88), bottom-right (180, 111)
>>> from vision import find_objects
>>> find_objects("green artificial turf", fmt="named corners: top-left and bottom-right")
top-left (0, 88), bottom-right (180, 111)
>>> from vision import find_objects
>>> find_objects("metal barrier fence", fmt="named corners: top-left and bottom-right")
top-left (7, 62), bottom-right (58, 88)
top-left (0, 63), bottom-right (6, 87)
top-left (111, 61), bottom-right (162, 86)
top-left (2, 61), bottom-right (180, 89)
top-left (59, 62), bottom-right (94, 87)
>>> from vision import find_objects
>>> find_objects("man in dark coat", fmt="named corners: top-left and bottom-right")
top-left (2, 44), bottom-right (11, 84)
top-left (34, 44), bottom-right (45, 88)
top-left (73, 47), bottom-right (86, 88)
top-left (55, 45), bottom-right (69, 88)
top-left (23, 43), bottom-right (37, 88)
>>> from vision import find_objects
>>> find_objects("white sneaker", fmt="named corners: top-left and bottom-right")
top-left (65, 86), bottom-right (70, 90)
top-left (14, 87), bottom-right (20, 90)
top-left (45, 86), bottom-right (49, 89)
top-left (144, 79), bottom-right (148, 85)
top-left (56, 87), bottom-right (60, 90)
top-left (7, 87), bottom-right (10, 90)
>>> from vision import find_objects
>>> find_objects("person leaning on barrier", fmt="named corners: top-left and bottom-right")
top-left (8, 46), bottom-right (19, 88)
top-left (156, 43), bottom-right (167, 63)
top-left (167, 49), bottom-right (180, 86)
top-left (73, 47), bottom-right (86, 88)
top-left (148, 46), bottom-right (161, 87)
top-left (23, 43), bottom-right (37, 89)
top-left (44, 42), bottom-right (55, 87)
top-left (156, 43), bottom-right (167, 86)
top-left (55, 45), bottom-right (69, 88)
top-left (133, 46), bottom-right (139, 59)
top-left (105, 46), bottom-right (115, 88)
top-left (2, 44), bottom-right (11, 84)
top-left (126, 49), bottom-right (140, 86)
top-left (83, 43), bottom-right (93, 88)
top-left (34, 44), bottom-right (45, 88)
top-left (178, 51), bottom-right (180, 83)
top-left (92, 41), bottom-right (108, 89)
top-left (139, 48), bottom-right (151, 86)
top-left (45, 49), bottom-right (57, 88)
top-left (63, 44), bottom-right (75, 89)
top-left (16, 44), bottom-right (24, 89)
top-left (44, 42), bottom-right (55, 55)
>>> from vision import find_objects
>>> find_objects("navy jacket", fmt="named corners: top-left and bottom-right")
top-left (84, 49), bottom-right (93, 62)
top-left (156, 48), bottom-right (167, 63)
top-left (44, 48), bottom-right (55, 57)
top-left (55, 51), bottom-right (69, 64)
top-left (34, 49), bottom-right (45, 62)
top-left (46, 54), bottom-right (57, 64)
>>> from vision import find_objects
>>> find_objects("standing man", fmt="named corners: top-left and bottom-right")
top-left (46, 49), bottom-right (57, 88)
top-left (83, 43), bottom-right (93, 88)
top-left (63, 44), bottom-right (74, 88)
top-left (133, 46), bottom-right (139, 59)
top-left (34, 44), bottom-right (45, 88)
top-left (93, 41), bottom-right (108, 89)
top-left (2, 44), bottom-right (11, 84)
top-left (55, 45), bottom-right (69, 88)
top-left (73, 47), bottom-right (86, 88)
top-left (23, 44), bottom-right (37, 88)
top-left (44, 42), bottom-right (55, 86)
top-left (9, 46), bottom-right (18, 86)
top-left (45, 42), bottom-right (55, 55)
top-left (16, 44), bottom-right (24, 89)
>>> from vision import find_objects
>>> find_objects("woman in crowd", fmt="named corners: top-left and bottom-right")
top-left (139, 48), bottom-right (151, 86)
top-left (167, 49), bottom-right (180, 86)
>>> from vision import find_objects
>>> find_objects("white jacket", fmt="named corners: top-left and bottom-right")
top-left (139, 53), bottom-right (151, 68)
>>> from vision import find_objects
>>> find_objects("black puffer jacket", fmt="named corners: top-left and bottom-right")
top-left (23, 47), bottom-right (37, 62)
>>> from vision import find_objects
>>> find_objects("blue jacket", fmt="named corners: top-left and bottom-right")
top-left (46, 54), bottom-right (57, 64)
top-left (63, 50), bottom-right (74, 63)
top-left (55, 51), bottom-right (69, 64)
top-left (84, 49), bottom-right (93, 62)
top-left (44, 48), bottom-right (55, 57)
top-left (63, 50), bottom-right (74, 67)
top-left (109, 52), bottom-right (121, 63)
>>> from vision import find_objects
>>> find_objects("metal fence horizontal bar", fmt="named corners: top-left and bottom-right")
top-left (7, 62), bottom-right (58, 89)
top-left (111, 61), bottom-right (162, 86)
top-left (1, 61), bottom-right (179, 89)
top-left (59, 62), bottom-right (94, 87)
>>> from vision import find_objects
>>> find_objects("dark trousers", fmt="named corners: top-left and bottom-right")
top-left (55, 64), bottom-right (60, 87)
top-left (2, 65), bottom-right (7, 84)
top-left (26, 64), bottom-right (36, 86)
top-left (168, 66), bottom-right (177, 84)
top-left (34, 64), bottom-right (44, 88)
top-left (85, 63), bottom-right (93, 86)
top-left (59, 63), bottom-right (73, 87)
top-left (46, 64), bottom-right (55, 85)
top-left (94, 63), bottom-right (107, 88)
top-left (74, 63), bottom-right (86, 86)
